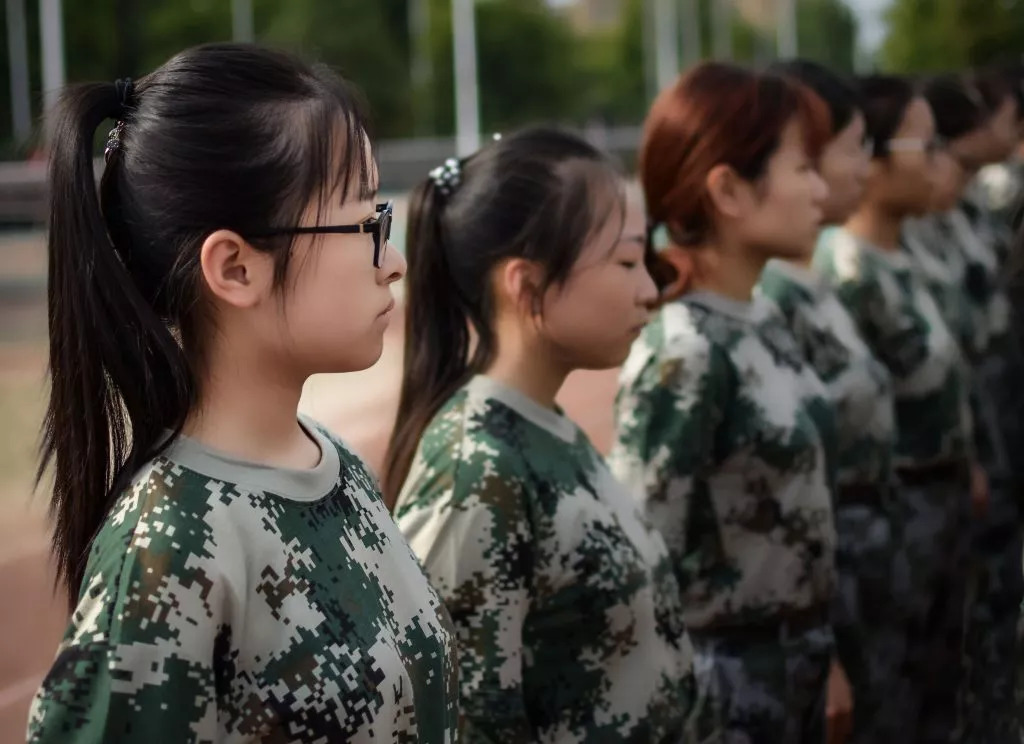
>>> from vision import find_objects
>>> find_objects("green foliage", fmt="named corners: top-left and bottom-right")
top-left (0, 0), bottom-right (860, 151)
top-left (258, 1), bottom-right (413, 137)
top-left (882, 0), bottom-right (1024, 73)
top-left (797, 0), bottom-right (858, 73)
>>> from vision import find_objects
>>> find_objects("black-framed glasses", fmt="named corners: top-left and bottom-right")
top-left (250, 201), bottom-right (393, 268)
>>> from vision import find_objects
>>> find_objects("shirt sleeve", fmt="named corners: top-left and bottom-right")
top-left (399, 449), bottom-right (536, 744)
top-left (611, 341), bottom-right (733, 598)
top-left (27, 520), bottom-right (231, 743)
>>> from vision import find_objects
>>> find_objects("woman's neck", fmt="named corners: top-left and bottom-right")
top-left (687, 240), bottom-right (765, 302)
top-left (844, 203), bottom-right (904, 252)
top-left (184, 341), bottom-right (319, 470)
top-left (484, 322), bottom-right (570, 409)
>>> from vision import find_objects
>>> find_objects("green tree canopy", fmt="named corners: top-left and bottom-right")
top-left (0, 0), bottom-right (860, 153)
top-left (882, 0), bottom-right (1024, 72)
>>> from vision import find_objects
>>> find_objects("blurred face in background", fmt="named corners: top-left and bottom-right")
top-left (867, 97), bottom-right (938, 216)
top-left (729, 118), bottom-right (829, 260)
top-left (818, 112), bottom-right (870, 224)
top-left (928, 149), bottom-right (967, 213)
top-left (983, 96), bottom-right (1019, 163)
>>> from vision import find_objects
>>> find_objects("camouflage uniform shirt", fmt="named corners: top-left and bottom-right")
top-left (610, 290), bottom-right (838, 631)
top-left (944, 206), bottom-right (1013, 360)
top-left (28, 420), bottom-right (459, 744)
top-left (902, 216), bottom-right (974, 350)
top-left (815, 227), bottom-right (973, 467)
top-left (756, 259), bottom-right (896, 490)
top-left (395, 375), bottom-right (691, 743)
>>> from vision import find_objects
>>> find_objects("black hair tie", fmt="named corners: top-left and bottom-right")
top-left (105, 78), bottom-right (135, 162)
top-left (114, 77), bottom-right (135, 119)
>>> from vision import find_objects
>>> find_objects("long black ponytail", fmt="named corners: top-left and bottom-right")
top-left (382, 127), bottom-right (624, 507)
top-left (41, 83), bottom-right (194, 606)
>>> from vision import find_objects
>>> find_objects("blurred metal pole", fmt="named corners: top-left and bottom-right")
top-left (452, 0), bottom-right (480, 156)
top-left (231, 0), bottom-right (255, 43)
top-left (6, 0), bottom-right (32, 143)
top-left (654, 0), bottom-right (679, 91)
top-left (712, 0), bottom-right (732, 60)
top-left (776, 0), bottom-right (797, 58)
top-left (643, 0), bottom-right (657, 102)
top-left (39, 0), bottom-right (66, 113)
top-left (680, 0), bottom-right (701, 68)
top-left (410, 0), bottom-right (435, 136)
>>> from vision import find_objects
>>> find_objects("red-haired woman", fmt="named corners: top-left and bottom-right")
top-left (610, 62), bottom-right (841, 742)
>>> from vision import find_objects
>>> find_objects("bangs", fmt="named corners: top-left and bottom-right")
top-left (541, 156), bottom-right (624, 284)
top-left (292, 70), bottom-right (375, 234)
top-left (319, 73), bottom-right (375, 208)
top-left (266, 70), bottom-right (374, 284)
top-left (567, 157), bottom-right (627, 251)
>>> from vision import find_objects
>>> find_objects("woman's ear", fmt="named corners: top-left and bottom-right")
top-left (496, 257), bottom-right (546, 317)
top-left (199, 229), bottom-right (275, 309)
top-left (705, 163), bottom-right (749, 220)
top-left (653, 245), bottom-right (695, 305)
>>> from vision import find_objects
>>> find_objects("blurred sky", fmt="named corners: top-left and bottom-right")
top-left (849, 0), bottom-right (891, 51)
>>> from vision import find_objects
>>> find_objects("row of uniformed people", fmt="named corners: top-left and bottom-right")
top-left (29, 47), bottom-right (694, 744)
top-left (27, 40), bottom-right (1024, 744)
top-left (815, 68), bottom-right (1024, 744)
top-left (901, 71), bottom-right (1024, 744)
top-left (385, 61), bottom-right (1024, 744)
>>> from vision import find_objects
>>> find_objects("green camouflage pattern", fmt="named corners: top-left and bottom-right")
top-left (903, 212), bottom-right (1009, 485)
top-left (609, 291), bottom-right (837, 632)
top-left (971, 162), bottom-right (1024, 743)
top-left (943, 196), bottom-right (1023, 744)
top-left (906, 197), bottom-right (1024, 742)
top-left (814, 227), bottom-right (973, 468)
top-left (816, 229), bottom-right (990, 742)
top-left (962, 177), bottom-right (1017, 266)
top-left (28, 423), bottom-right (459, 744)
top-left (902, 216), bottom-right (974, 354)
top-left (939, 207), bottom-right (1012, 360)
top-left (756, 259), bottom-right (895, 488)
top-left (686, 625), bottom-right (832, 743)
top-left (755, 260), bottom-right (911, 743)
top-left (394, 375), bottom-right (692, 743)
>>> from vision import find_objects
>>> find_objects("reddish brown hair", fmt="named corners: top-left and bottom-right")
top-left (641, 62), bottom-right (830, 245)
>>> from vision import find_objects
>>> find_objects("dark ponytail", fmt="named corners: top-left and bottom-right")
top-left (382, 128), bottom-right (624, 507)
top-left (382, 180), bottom-right (479, 512)
top-left (41, 84), bottom-right (194, 605)
top-left (39, 44), bottom-right (372, 605)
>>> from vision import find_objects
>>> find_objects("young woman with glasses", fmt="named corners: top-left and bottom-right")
top-left (28, 44), bottom-right (458, 744)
